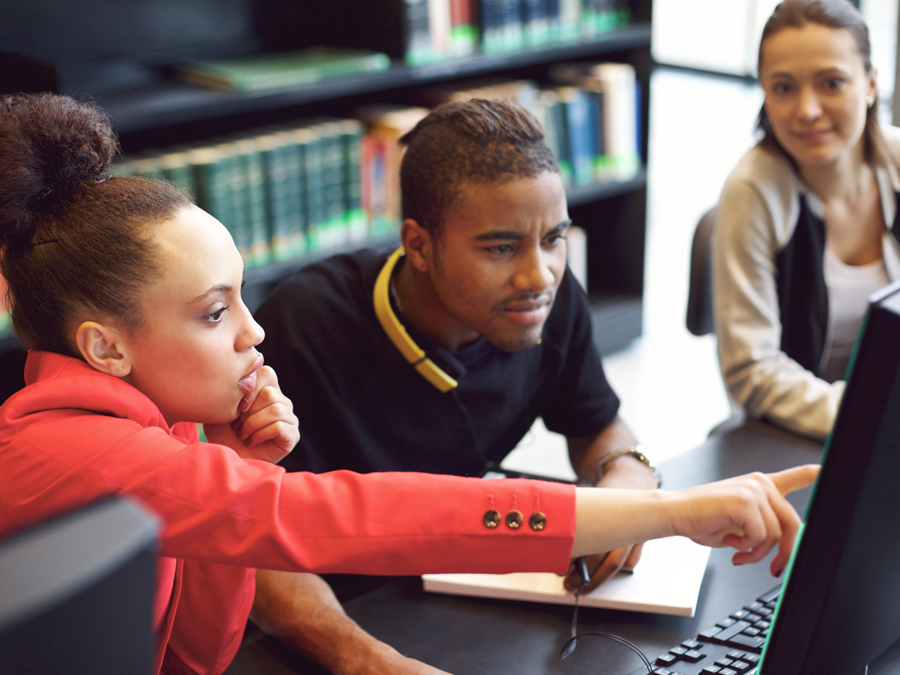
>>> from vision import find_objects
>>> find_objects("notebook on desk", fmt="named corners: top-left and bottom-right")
top-left (423, 535), bottom-right (711, 617)
top-left (424, 464), bottom-right (711, 617)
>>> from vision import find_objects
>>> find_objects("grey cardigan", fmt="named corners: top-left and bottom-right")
top-left (712, 127), bottom-right (900, 440)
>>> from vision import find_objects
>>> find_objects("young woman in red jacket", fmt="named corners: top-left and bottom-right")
top-left (0, 93), bottom-right (817, 675)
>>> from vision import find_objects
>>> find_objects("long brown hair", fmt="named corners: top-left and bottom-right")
top-left (756, 0), bottom-right (884, 164)
top-left (0, 94), bottom-right (190, 355)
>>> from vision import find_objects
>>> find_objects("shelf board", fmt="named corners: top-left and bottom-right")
top-left (565, 168), bottom-right (646, 207)
top-left (98, 24), bottom-right (651, 134)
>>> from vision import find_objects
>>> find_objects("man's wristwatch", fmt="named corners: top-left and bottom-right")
top-left (595, 444), bottom-right (661, 488)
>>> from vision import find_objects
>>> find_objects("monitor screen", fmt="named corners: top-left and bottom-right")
top-left (761, 280), bottom-right (900, 674)
top-left (0, 496), bottom-right (160, 675)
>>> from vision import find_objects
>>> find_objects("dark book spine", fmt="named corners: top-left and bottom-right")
top-left (405, 0), bottom-right (434, 65)
top-left (282, 131), bottom-right (308, 258)
top-left (562, 89), bottom-right (592, 186)
top-left (341, 120), bottom-right (367, 243)
top-left (300, 128), bottom-right (326, 252)
top-left (500, 0), bottom-right (523, 51)
top-left (480, 0), bottom-right (502, 53)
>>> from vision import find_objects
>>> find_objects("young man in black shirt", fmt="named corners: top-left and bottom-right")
top-left (252, 99), bottom-right (660, 675)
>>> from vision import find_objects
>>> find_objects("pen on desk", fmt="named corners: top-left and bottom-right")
top-left (575, 556), bottom-right (590, 588)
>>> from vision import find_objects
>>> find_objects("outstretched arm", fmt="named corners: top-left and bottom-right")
top-left (252, 570), bottom-right (451, 675)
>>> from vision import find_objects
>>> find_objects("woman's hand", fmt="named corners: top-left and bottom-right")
top-left (204, 366), bottom-right (300, 464)
top-left (670, 465), bottom-right (820, 576)
top-left (572, 464), bottom-right (819, 577)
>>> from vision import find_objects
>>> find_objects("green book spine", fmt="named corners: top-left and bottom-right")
top-left (161, 149), bottom-right (196, 198)
top-left (221, 147), bottom-right (254, 265)
top-left (190, 146), bottom-right (236, 243)
top-left (234, 138), bottom-right (271, 267)
top-left (259, 133), bottom-right (291, 261)
top-left (341, 120), bottom-right (367, 244)
top-left (298, 128), bottom-right (326, 253)
top-left (174, 48), bottom-right (391, 92)
top-left (318, 122), bottom-right (349, 250)
top-left (282, 131), bottom-right (308, 258)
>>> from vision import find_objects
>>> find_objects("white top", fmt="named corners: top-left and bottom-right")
top-left (820, 248), bottom-right (890, 383)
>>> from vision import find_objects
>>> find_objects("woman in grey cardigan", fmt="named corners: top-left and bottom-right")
top-left (714, 0), bottom-right (900, 440)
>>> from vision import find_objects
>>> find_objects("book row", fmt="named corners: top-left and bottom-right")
top-left (111, 63), bottom-right (640, 271)
top-left (391, 0), bottom-right (632, 64)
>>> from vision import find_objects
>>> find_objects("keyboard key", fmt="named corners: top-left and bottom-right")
top-left (682, 639), bottom-right (701, 650)
top-left (670, 646), bottom-right (687, 656)
top-left (717, 617), bottom-right (736, 628)
top-left (701, 667), bottom-right (722, 674)
top-left (744, 601), bottom-right (763, 613)
top-left (724, 634), bottom-right (766, 652)
top-left (730, 660), bottom-right (751, 673)
top-left (714, 621), bottom-right (752, 642)
top-left (684, 650), bottom-right (705, 663)
top-left (758, 586), bottom-right (782, 603)
top-left (699, 627), bottom-right (722, 640)
top-left (731, 610), bottom-right (749, 620)
top-left (727, 650), bottom-right (748, 659)
top-left (742, 627), bottom-right (761, 637)
top-left (720, 669), bottom-right (738, 675)
top-left (715, 659), bottom-right (733, 667)
top-left (744, 613), bottom-right (762, 623)
top-left (656, 653), bottom-right (678, 667)
top-left (743, 654), bottom-right (760, 664)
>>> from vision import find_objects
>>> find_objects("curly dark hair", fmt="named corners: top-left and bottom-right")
top-left (399, 98), bottom-right (560, 237)
top-left (0, 93), bottom-right (191, 355)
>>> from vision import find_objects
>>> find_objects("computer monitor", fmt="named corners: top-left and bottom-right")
top-left (760, 280), bottom-right (900, 674)
top-left (0, 495), bottom-right (160, 675)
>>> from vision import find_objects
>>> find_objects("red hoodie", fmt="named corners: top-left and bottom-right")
top-left (0, 351), bottom-right (576, 674)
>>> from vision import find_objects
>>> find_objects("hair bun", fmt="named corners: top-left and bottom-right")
top-left (0, 93), bottom-right (119, 247)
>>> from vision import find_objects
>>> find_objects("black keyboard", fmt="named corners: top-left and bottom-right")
top-left (627, 585), bottom-right (782, 675)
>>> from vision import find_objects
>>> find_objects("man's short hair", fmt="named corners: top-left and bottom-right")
top-left (399, 98), bottom-right (560, 236)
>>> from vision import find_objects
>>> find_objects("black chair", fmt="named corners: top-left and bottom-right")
top-left (686, 207), bottom-right (717, 337)
top-left (685, 206), bottom-right (746, 435)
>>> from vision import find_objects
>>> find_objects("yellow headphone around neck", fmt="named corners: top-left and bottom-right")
top-left (373, 247), bottom-right (459, 393)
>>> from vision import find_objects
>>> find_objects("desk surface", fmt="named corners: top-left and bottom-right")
top-left (227, 421), bottom-right (822, 675)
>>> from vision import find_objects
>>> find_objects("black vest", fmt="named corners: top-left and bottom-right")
top-left (776, 193), bottom-right (900, 374)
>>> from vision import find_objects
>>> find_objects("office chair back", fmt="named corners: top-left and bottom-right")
top-left (686, 207), bottom-right (716, 336)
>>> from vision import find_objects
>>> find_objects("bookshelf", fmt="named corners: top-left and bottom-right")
top-left (0, 0), bottom-right (652, 403)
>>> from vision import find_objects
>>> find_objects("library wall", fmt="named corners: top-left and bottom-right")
top-left (0, 0), bottom-right (653, 401)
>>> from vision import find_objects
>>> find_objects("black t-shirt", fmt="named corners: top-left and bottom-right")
top-left (255, 245), bottom-right (620, 477)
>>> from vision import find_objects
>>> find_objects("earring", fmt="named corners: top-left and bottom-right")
top-left (867, 95), bottom-right (876, 108)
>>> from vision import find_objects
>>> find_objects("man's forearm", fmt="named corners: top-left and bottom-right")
top-left (252, 570), bottom-right (449, 675)
top-left (567, 416), bottom-right (644, 485)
